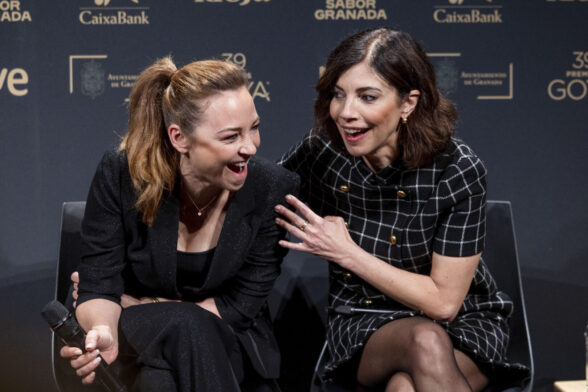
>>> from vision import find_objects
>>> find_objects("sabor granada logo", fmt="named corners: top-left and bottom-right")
top-left (0, 0), bottom-right (31, 23)
top-left (79, 0), bottom-right (149, 25)
top-left (314, 0), bottom-right (387, 21)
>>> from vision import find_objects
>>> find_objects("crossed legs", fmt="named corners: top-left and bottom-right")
top-left (356, 317), bottom-right (488, 392)
top-left (119, 302), bottom-right (242, 392)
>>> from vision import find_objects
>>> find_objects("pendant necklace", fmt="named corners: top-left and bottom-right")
top-left (184, 186), bottom-right (220, 217)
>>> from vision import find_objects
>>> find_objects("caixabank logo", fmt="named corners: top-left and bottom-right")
top-left (0, 0), bottom-right (31, 23)
top-left (433, 0), bottom-right (503, 24)
top-left (79, 0), bottom-right (149, 25)
top-left (314, 0), bottom-right (387, 21)
top-left (221, 52), bottom-right (270, 102)
top-left (429, 52), bottom-right (514, 100)
top-left (69, 55), bottom-right (139, 99)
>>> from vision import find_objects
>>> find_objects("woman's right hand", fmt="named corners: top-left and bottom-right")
top-left (71, 271), bottom-right (154, 309)
top-left (59, 325), bottom-right (119, 385)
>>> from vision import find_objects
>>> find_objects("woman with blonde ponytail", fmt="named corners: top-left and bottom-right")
top-left (60, 56), bottom-right (299, 391)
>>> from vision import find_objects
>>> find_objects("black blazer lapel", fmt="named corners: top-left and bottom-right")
top-left (148, 186), bottom-right (181, 298)
top-left (204, 177), bottom-right (260, 289)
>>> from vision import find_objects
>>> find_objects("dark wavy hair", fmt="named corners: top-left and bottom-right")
top-left (314, 28), bottom-right (457, 168)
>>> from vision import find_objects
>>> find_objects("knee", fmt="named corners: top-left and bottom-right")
top-left (407, 322), bottom-right (453, 368)
top-left (164, 302), bottom-right (216, 328)
top-left (385, 372), bottom-right (415, 392)
top-left (169, 303), bottom-right (233, 341)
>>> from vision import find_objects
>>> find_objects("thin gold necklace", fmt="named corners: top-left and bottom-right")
top-left (183, 185), bottom-right (220, 217)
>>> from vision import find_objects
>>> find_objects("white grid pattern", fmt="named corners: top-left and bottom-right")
top-left (279, 133), bottom-right (527, 379)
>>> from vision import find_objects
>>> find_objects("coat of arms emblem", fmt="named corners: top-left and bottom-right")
top-left (81, 60), bottom-right (105, 99)
top-left (435, 58), bottom-right (458, 96)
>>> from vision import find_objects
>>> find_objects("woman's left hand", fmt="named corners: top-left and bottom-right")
top-left (274, 194), bottom-right (360, 268)
top-left (71, 271), bottom-right (79, 308)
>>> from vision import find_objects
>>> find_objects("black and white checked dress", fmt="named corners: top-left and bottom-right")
top-left (279, 132), bottom-right (529, 382)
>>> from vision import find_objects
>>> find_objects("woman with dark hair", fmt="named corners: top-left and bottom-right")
top-left (59, 56), bottom-right (298, 391)
top-left (276, 28), bottom-right (528, 391)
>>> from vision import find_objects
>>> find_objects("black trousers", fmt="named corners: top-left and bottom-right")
top-left (117, 301), bottom-right (243, 392)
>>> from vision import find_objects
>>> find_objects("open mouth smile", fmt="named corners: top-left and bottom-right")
top-left (228, 161), bottom-right (248, 174)
top-left (342, 126), bottom-right (370, 141)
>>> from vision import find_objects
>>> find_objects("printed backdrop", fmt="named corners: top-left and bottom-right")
top-left (1, 1), bottom-right (587, 391)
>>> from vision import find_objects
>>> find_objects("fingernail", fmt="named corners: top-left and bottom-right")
top-left (274, 205), bottom-right (281, 211)
top-left (74, 349), bottom-right (83, 356)
top-left (93, 357), bottom-right (101, 365)
top-left (285, 194), bottom-right (292, 200)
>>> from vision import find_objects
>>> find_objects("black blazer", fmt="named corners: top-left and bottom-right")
top-left (77, 150), bottom-right (299, 378)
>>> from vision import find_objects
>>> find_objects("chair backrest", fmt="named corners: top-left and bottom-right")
top-left (52, 201), bottom-right (104, 392)
top-left (483, 201), bottom-right (534, 391)
top-left (55, 201), bottom-right (86, 305)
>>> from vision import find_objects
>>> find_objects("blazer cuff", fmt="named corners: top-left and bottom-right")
top-left (77, 293), bottom-right (121, 308)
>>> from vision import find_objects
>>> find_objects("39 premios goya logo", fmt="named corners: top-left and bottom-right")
top-left (433, 0), bottom-right (503, 24)
top-left (547, 51), bottom-right (588, 101)
top-left (79, 0), bottom-right (149, 25)
top-left (69, 55), bottom-right (138, 99)
top-left (0, 0), bottom-right (31, 23)
top-left (221, 52), bottom-right (270, 102)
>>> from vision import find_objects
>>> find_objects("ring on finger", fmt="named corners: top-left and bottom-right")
top-left (298, 221), bottom-right (309, 232)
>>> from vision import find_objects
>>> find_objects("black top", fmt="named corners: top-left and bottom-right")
top-left (177, 248), bottom-right (215, 297)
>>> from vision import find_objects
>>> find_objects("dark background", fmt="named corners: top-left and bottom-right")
top-left (1, 1), bottom-right (587, 391)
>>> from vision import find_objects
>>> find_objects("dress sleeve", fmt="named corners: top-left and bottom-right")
top-left (77, 151), bottom-right (127, 306)
top-left (214, 171), bottom-right (300, 331)
top-left (433, 152), bottom-right (487, 257)
top-left (278, 131), bottom-right (324, 203)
